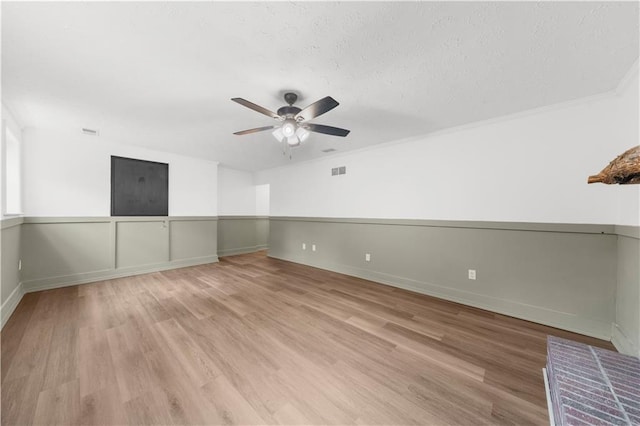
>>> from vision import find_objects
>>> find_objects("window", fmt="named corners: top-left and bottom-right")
top-left (4, 128), bottom-right (21, 215)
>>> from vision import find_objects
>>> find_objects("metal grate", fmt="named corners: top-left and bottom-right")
top-left (81, 128), bottom-right (99, 136)
top-left (331, 166), bottom-right (346, 176)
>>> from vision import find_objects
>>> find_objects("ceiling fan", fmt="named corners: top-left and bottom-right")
top-left (231, 92), bottom-right (350, 148)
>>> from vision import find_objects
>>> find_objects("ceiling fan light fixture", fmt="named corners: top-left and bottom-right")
top-left (272, 127), bottom-right (284, 143)
top-left (281, 120), bottom-right (296, 137)
top-left (296, 127), bottom-right (310, 142)
top-left (232, 93), bottom-right (350, 152)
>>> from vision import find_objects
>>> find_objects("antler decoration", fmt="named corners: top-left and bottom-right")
top-left (588, 145), bottom-right (640, 185)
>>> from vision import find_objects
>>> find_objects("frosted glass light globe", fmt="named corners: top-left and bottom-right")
top-left (282, 120), bottom-right (296, 137)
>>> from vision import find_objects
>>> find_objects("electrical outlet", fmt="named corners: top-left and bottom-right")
top-left (468, 269), bottom-right (476, 280)
top-left (18, 259), bottom-right (22, 271)
top-left (312, 244), bottom-right (316, 252)
top-left (302, 243), bottom-right (306, 250)
top-left (365, 253), bottom-right (371, 262)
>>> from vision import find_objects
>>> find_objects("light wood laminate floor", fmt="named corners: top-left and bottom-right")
top-left (1, 251), bottom-right (614, 425)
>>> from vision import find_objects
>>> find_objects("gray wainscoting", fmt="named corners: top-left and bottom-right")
top-left (217, 216), bottom-right (269, 256)
top-left (19, 216), bottom-right (218, 293)
top-left (1, 215), bottom-right (272, 328)
top-left (171, 219), bottom-right (218, 261)
top-left (268, 217), bottom-right (622, 340)
top-left (613, 226), bottom-right (640, 356)
top-left (1, 217), bottom-right (23, 325)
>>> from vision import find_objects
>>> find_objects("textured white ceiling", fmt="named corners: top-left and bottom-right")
top-left (2, 2), bottom-right (638, 171)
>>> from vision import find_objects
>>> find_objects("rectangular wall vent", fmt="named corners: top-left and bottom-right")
top-left (81, 128), bottom-right (99, 136)
top-left (331, 166), bottom-right (347, 176)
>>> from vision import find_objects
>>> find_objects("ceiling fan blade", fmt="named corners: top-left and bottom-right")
top-left (231, 98), bottom-right (280, 119)
top-left (305, 123), bottom-right (350, 137)
top-left (295, 96), bottom-right (339, 121)
top-left (233, 125), bottom-right (275, 135)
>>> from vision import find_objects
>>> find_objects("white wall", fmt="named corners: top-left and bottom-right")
top-left (257, 81), bottom-right (637, 225)
top-left (2, 103), bottom-right (24, 218)
top-left (2, 104), bottom-right (22, 148)
top-left (613, 68), bottom-right (640, 227)
top-left (255, 184), bottom-right (270, 216)
top-left (217, 167), bottom-right (271, 216)
top-left (22, 128), bottom-right (218, 216)
top-left (217, 166), bottom-right (257, 216)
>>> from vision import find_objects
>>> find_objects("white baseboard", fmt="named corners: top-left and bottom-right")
top-left (611, 322), bottom-right (639, 357)
top-left (269, 254), bottom-right (612, 340)
top-left (1, 282), bottom-right (25, 329)
top-left (218, 245), bottom-right (267, 257)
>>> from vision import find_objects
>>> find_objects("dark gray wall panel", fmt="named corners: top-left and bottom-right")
top-left (111, 156), bottom-right (169, 216)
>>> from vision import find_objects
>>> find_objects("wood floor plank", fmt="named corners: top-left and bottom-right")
top-left (106, 323), bottom-right (155, 403)
top-left (80, 385), bottom-right (127, 426)
top-left (32, 379), bottom-right (81, 426)
top-left (200, 375), bottom-right (268, 425)
top-left (154, 318), bottom-right (221, 386)
top-left (273, 402), bottom-right (312, 425)
top-left (42, 324), bottom-right (78, 391)
top-left (78, 325), bottom-right (118, 397)
top-left (330, 360), bottom-right (448, 425)
top-left (1, 370), bottom-right (45, 425)
top-left (3, 319), bottom-right (55, 383)
top-left (1, 292), bottom-right (41, 383)
top-left (123, 388), bottom-right (175, 425)
top-left (1, 251), bottom-right (616, 425)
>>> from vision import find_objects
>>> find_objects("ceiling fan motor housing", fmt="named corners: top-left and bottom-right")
top-left (277, 105), bottom-right (301, 118)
